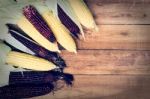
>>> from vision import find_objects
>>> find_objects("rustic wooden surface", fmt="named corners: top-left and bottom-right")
top-left (33, 0), bottom-right (150, 99)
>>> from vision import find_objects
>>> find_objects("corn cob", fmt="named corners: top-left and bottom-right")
top-left (0, 1), bottom-right (60, 52)
top-left (5, 24), bottom-right (35, 55)
top-left (44, 0), bottom-right (80, 38)
top-left (23, 5), bottom-right (56, 42)
top-left (68, 0), bottom-right (98, 31)
top-left (57, 4), bottom-right (80, 39)
top-left (9, 71), bottom-right (52, 84)
top-left (42, 11), bottom-right (77, 53)
top-left (6, 51), bottom-right (57, 71)
top-left (0, 83), bottom-right (54, 99)
top-left (9, 71), bottom-right (74, 86)
top-left (56, 0), bottom-right (85, 39)
top-left (7, 25), bottom-right (66, 69)
top-left (17, 17), bottom-right (60, 53)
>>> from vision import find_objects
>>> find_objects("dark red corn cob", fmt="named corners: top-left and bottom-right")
top-left (9, 71), bottom-right (74, 86)
top-left (57, 4), bottom-right (80, 38)
top-left (0, 83), bottom-right (54, 99)
top-left (7, 24), bottom-right (66, 69)
top-left (23, 5), bottom-right (56, 42)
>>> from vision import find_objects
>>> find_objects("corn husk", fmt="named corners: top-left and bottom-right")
top-left (67, 0), bottom-right (99, 32)
top-left (9, 29), bottom-right (66, 69)
top-left (0, 0), bottom-right (60, 52)
top-left (0, 1), bottom-right (22, 40)
top-left (42, 11), bottom-right (77, 53)
top-left (0, 42), bottom-right (26, 87)
top-left (6, 51), bottom-right (57, 71)
top-left (44, 0), bottom-right (58, 17)
top-left (21, 0), bottom-right (77, 53)
top-left (5, 33), bottom-right (34, 55)
top-left (0, 42), bottom-right (57, 71)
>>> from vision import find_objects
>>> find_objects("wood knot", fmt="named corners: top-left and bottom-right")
top-left (120, 32), bottom-right (129, 36)
top-left (143, 14), bottom-right (147, 18)
top-left (97, 3), bottom-right (103, 6)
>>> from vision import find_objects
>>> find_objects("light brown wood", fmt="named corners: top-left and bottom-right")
top-left (86, 0), bottom-right (150, 3)
top-left (33, 75), bottom-right (150, 99)
top-left (86, 0), bottom-right (150, 24)
top-left (61, 50), bottom-right (150, 75)
top-left (78, 25), bottom-right (150, 50)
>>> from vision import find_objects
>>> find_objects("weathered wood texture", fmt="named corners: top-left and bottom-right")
top-left (33, 75), bottom-right (150, 99)
top-left (86, 0), bottom-right (150, 25)
top-left (77, 25), bottom-right (150, 50)
top-left (33, 0), bottom-right (150, 99)
top-left (75, 0), bottom-right (150, 50)
top-left (61, 50), bottom-right (150, 75)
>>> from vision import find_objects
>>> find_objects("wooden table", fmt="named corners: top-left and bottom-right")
top-left (33, 0), bottom-right (150, 99)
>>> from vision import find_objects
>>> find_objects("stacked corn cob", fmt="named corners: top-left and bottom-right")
top-left (0, 0), bottom-right (97, 98)
top-left (0, 71), bottom-right (73, 99)
top-left (67, 0), bottom-right (99, 32)
top-left (0, 42), bottom-right (57, 71)
top-left (0, 42), bottom-right (74, 98)
top-left (7, 24), bottom-right (66, 69)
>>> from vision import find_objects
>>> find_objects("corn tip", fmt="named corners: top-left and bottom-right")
top-left (82, 35), bottom-right (85, 41)
top-left (74, 50), bottom-right (77, 54)
top-left (81, 30), bottom-right (85, 38)
top-left (51, 65), bottom-right (58, 70)
top-left (95, 25), bottom-right (99, 32)
top-left (57, 50), bottom-right (61, 53)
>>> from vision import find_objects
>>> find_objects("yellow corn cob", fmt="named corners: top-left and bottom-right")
top-left (42, 11), bottom-right (77, 53)
top-left (6, 51), bottom-right (57, 71)
top-left (17, 17), bottom-right (60, 53)
top-left (68, 0), bottom-right (98, 31)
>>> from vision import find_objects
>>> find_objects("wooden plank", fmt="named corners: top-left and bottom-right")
top-left (86, 0), bottom-right (150, 24)
top-left (86, 0), bottom-right (150, 3)
top-left (59, 50), bottom-right (150, 75)
top-left (33, 75), bottom-right (150, 99)
top-left (77, 25), bottom-right (150, 50)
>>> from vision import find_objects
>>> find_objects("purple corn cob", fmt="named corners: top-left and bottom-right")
top-left (7, 24), bottom-right (66, 69)
top-left (23, 5), bottom-right (56, 42)
top-left (58, 4), bottom-right (80, 38)
top-left (9, 71), bottom-right (74, 86)
top-left (9, 71), bottom-right (53, 84)
top-left (0, 83), bottom-right (54, 99)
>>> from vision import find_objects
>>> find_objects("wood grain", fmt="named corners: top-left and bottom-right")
top-left (77, 25), bottom-right (150, 50)
top-left (60, 50), bottom-right (150, 75)
top-left (33, 75), bottom-right (150, 99)
top-left (86, 0), bottom-right (150, 24)
top-left (85, 0), bottom-right (150, 3)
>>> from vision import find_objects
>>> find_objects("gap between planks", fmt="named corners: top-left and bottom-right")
top-left (77, 25), bottom-right (150, 50)
top-left (85, 0), bottom-right (150, 3)
top-left (33, 75), bottom-right (150, 99)
top-left (86, 0), bottom-right (150, 25)
top-left (59, 50), bottom-right (150, 75)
